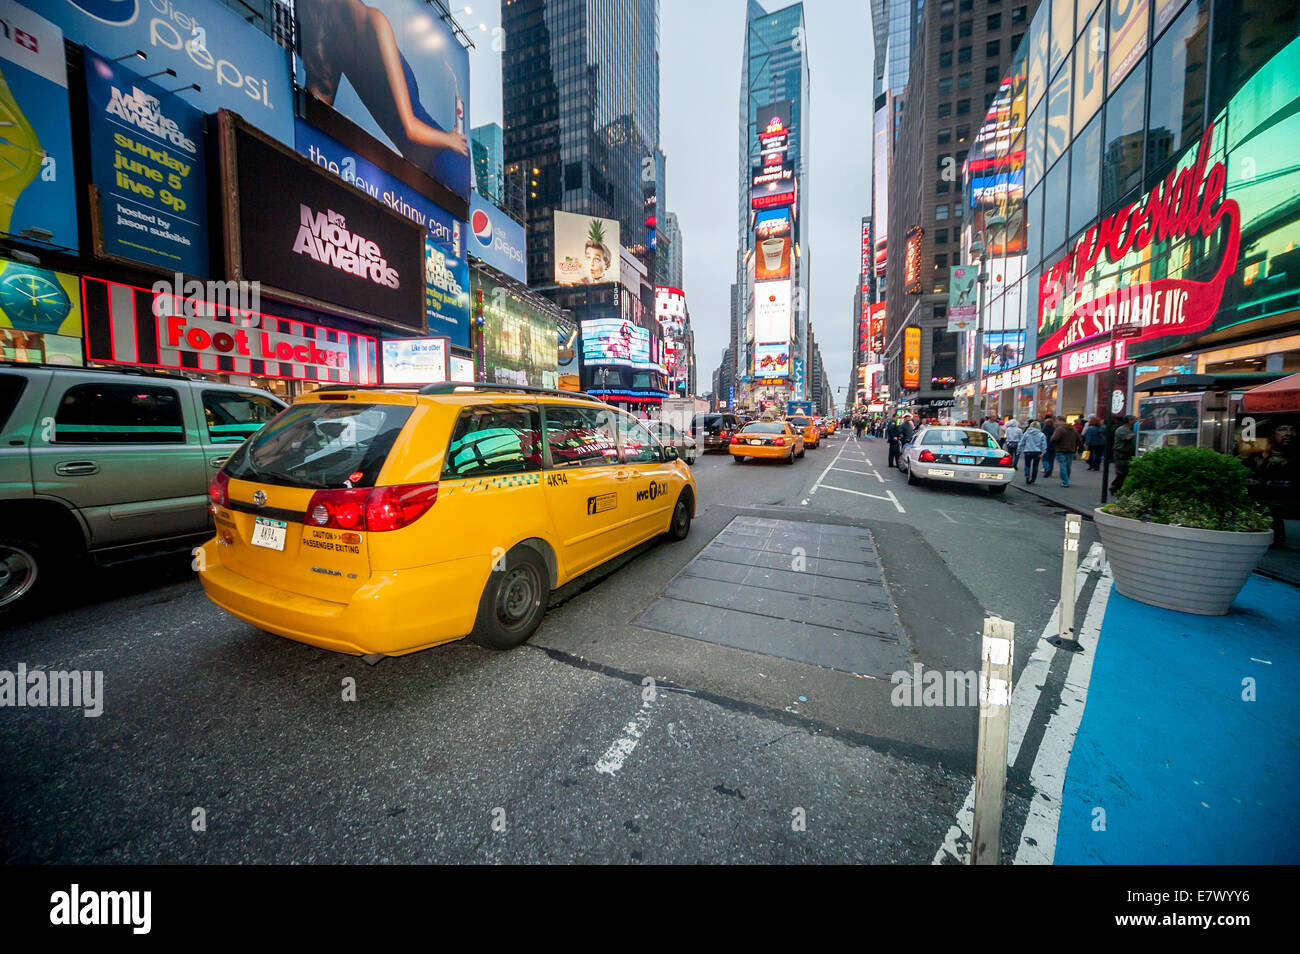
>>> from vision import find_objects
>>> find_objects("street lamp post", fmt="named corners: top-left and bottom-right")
top-left (967, 213), bottom-right (1003, 423)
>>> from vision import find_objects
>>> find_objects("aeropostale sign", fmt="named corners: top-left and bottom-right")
top-left (1037, 123), bottom-right (1241, 356)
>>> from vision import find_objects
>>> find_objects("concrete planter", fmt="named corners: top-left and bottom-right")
top-left (1093, 506), bottom-right (1273, 616)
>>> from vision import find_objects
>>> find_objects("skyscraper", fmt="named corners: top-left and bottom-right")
top-left (658, 211), bottom-right (684, 291)
top-left (471, 123), bottom-right (506, 208)
top-left (502, 0), bottom-right (663, 290)
top-left (735, 0), bottom-right (811, 413)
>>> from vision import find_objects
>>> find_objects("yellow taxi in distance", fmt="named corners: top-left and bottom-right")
top-left (729, 420), bottom-right (805, 464)
top-left (196, 384), bottom-right (697, 656)
top-left (787, 415), bottom-right (820, 449)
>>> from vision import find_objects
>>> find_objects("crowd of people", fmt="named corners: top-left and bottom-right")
top-left (849, 408), bottom-right (1140, 493)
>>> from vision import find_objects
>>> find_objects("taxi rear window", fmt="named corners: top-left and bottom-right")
top-left (741, 422), bottom-right (785, 434)
top-left (224, 402), bottom-right (411, 489)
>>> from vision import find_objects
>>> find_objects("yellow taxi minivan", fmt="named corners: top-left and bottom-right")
top-left (197, 384), bottom-right (696, 656)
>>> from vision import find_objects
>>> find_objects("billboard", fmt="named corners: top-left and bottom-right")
top-left (423, 239), bottom-right (469, 347)
top-left (230, 122), bottom-right (426, 331)
top-left (382, 337), bottom-right (448, 383)
top-left (947, 265), bottom-right (979, 332)
top-left (580, 318), bottom-right (656, 371)
top-left (82, 276), bottom-right (379, 383)
top-left (754, 280), bottom-right (791, 344)
top-left (754, 208), bottom-right (792, 281)
top-left (982, 331), bottom-right (1024, 375)
top-left (0, 259), bottom-right (83, 364)
top-left (869, 302), bottom-right (886, 355)
top-left (903, 326), bottom-right (921, 390)
top-left (296, 0), bottom-right (471, 199)
top-left (554, 211), bottom-right (620, 286)
top-left (0, 1), bottom-right (78, 252)
top-left (751, 162), bottom-right (796, 210)
top-left (475, 271), bottom-right (557, 388)
top-left (904, 227), bottom-right (924, 294)
top-left (469, 190), bottom-right (526, 284)
top-left (43, 0), bottom-right (293, 145)
top-left (449, 353), bottom-right (475, 382)
top-left (84, 48), bottom-right (208, 276)
top-left (755, 342), bottom-right (790, 377)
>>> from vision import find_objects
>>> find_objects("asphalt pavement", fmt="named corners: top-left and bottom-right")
top-left (0, 429), bottom-right (1103, 863)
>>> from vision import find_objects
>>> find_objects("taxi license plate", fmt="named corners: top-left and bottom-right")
top-left (251, 517), bottom-right (287, 551)
top-left (957, 456), bottom-right (975, 464)
top-left (930, 468), bottom-right (955, 477)
top-left (749, 439), bottom-right (762, 445)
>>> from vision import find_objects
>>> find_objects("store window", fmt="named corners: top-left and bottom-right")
top-left (1042, 157), bottom-right (1070, 259)
top-left (1101, 60), bottom-right (1146, 209)
top-left (201, 390), bottom-right (283, 444)
top-left (1046, 61), bottom-right (1072, 167)
top-left (1050, 0), bottom-right (1074, 72)
top-left (53, 384), bottom-right (184, 444)
top-left (1072, 4), bottom-right (1106, 135)
top-left (444, 405), bottom-right (543, 477)
top-left (1068, 112), bottom-right (1103, 240)
top-left (1146, 0), bottom-right (1209, 180)
top-left (1210, 0), bottom-right (1300, 115)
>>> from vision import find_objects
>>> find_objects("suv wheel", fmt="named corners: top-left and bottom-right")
top-left (470, 547), bottom-right (550, 650)
top-left (0, 535), bottom-right (47, 613)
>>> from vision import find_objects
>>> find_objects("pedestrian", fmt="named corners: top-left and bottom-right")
top-left (1081, 415), bottom-right (1106, 471)
top-left (1041, 415), bottom-right (1056, 477)
top-left (981, 415), bottom-right (1003, 444)
top-left (1020, 421), bottom-right (1047, 484)
top-left (1111, 414), bottom-right (1137, 494)
top-left (886, 417), bottom-right (902, 468)
top-left (900, 413), bottom-right (915, 445)
top-left (1003, 417), bottom-right (1023, 467)
top-left (1051, 415), bottom-right (1081, 487)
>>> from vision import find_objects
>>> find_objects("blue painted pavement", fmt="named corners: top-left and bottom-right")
top-left (1054, 574), bottom-right (1300, 864)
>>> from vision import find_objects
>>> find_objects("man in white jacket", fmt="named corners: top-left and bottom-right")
top-left (1003, 418), bottom-right (1024, 467)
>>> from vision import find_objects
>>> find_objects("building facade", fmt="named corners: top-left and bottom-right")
top-left (957, 0), bottom-right (1300, 446)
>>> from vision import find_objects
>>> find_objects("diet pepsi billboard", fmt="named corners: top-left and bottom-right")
top-left (43, 0), bottom-right (294, 145)
top-left (468, 190), bottom-right (526, 284)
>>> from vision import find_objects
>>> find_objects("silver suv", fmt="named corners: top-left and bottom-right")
top-left (0, 363), bottom-right (286, 613)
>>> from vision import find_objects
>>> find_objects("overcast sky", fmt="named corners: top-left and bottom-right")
top-left (463, 0), bottom-right (875, 407)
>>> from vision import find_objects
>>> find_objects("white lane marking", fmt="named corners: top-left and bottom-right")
top-left (814, 484), bottom-right (907, 514)
top-left (831, 467), bottom-right (875, 476)
top-left (885, 490), bottom-right (905, 513)
top-left (808, 438), bottom-right (852, 498)
top-left (933, 543), bottom-right (1104, 865)
top-left (1014, 564), bottom-right (1112, 865)
top-left (594, 701), bottom-right (655, 776)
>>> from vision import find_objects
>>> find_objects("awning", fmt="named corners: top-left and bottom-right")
top-left (1241, 371), bottom-right (1300, 413)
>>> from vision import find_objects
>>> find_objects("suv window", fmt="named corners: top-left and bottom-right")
top-left (442, 404), bottom-right (542, 478)
top-left (618, 412), bottom-right (660, 464)
top-left (0, 373), bottom-right (25, 431)
top-left (224, 402), bottom-right (412, 488)
top-left (54, 383), bottom-right (185, 444)
top-left (544, 404), bottom-right (620, 468)
top-left (202, 390), bottom-right (283, 444)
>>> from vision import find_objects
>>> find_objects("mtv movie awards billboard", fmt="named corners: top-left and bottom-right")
top-left (43, 0), bottom-right (294, 145)
top-left (85, 48), bottom-right (208, 275)
top-left (0, 1), bottom-right (79, 252)
top-left (469, 190), bottom-right (526, 284)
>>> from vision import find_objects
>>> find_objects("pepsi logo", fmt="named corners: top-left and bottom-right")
top-left (68, 0), bottom-right (140, 27)
top-left (472, 209), bottom-right (493, 247)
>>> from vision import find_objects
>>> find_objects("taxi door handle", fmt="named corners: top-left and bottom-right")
top-left (55, 461), bottom-right (99, 476)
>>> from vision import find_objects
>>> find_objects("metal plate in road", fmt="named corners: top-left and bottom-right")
top-left (634, 516), bottom-right (907, 677)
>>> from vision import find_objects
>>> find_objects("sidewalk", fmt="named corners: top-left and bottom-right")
top-left (1010, 453), bottom-right (1300, 586)
top-left (1053, 573), bottom-right (1300, 864)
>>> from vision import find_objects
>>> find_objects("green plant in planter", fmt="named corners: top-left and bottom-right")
top-left (1108, 446), bottom-right (1272, 532)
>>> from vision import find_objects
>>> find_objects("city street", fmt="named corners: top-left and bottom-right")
top-left (1, 430), bottom-right (1106, 864)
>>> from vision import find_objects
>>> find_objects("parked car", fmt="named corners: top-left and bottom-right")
top-left (898, 424), bottom-right (1014, 494)
top-left (198, 383), bottom-right (696, 655)
top-left (0, 363), bottom-right (286, 613)
top-left (691, 412), bottom-right (741, 452)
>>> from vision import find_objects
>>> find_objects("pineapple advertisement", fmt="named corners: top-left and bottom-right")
top-left (554, 210), bottom-right (621, 286)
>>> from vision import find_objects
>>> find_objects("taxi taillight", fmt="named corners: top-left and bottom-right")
top-left (304, 483), bottom-right (439, 532)
top-left (730, 435), bottom-right (740, 444)
top-left (774, 437), bottom-right (786, 446)
top-left (209, 470), bottom-right (230, 510)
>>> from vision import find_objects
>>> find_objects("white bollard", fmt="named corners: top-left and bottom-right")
top-left (1049, 514), bottom-right (1084, 653)
top-left (972, 616), bottom-right (1014, 865)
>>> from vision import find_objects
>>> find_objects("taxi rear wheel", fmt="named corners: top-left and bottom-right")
top-left (470, 548), bottom-right (550, 651)
top-left (732, 454), bottom-right (745, 463)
